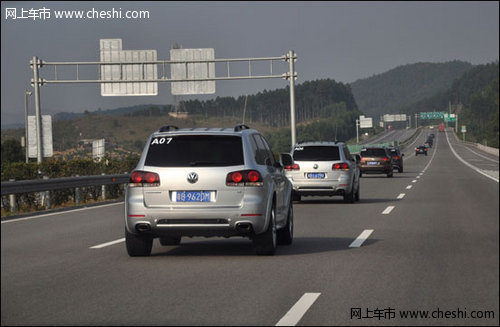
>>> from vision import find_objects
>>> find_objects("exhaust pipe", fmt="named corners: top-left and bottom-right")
top-left (135, 223), bottom-right (151, 232)
top-left (235, 222), bottom-right (252, 233)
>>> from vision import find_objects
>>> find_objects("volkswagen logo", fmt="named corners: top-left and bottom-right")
top-left (313, 164), bottom-right (319, 169)
top-left (187, 172), bottom-right (198, 184)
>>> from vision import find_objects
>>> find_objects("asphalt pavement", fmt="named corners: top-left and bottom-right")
top-left (2, 128), bottom-right (498, 326)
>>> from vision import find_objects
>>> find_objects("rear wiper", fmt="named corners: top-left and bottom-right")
top-left (188, 161), bottom-right (224, 166)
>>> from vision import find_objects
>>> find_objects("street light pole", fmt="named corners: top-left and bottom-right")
top-left (356, 119), bottom-right (359, 144)
top-left (24, 90), bottom-right (32, 163)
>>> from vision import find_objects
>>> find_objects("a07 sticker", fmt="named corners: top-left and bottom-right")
top-left (151, 137), bottom-right (173, 145)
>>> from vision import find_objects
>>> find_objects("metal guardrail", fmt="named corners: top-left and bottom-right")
top-left (1, 174), bottom-right (130, 195)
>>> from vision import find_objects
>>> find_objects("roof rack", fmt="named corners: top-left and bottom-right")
top-left (159, 125), bottom-right (179, 132)
top-left (234, 124), bottom-right (250, 132)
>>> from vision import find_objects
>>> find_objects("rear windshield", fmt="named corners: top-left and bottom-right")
top-left (293, 146), bottom-right (340, 161)
top-left (361, 148), bottom-right (387, 157)
top-left (145, 135), bottom-right (244, 167)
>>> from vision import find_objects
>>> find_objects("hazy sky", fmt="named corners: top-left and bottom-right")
top-left (1, 1), bottom-right (498, 127)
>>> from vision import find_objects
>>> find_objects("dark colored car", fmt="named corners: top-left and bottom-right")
top-left (388, 147), bottom-right (404, 173)
top-left (415, 145), bottom-right (428, 156)
top-left (359, 147), bottom-right (394, 177)
top-left (425, 137), bottom-right (433, 148)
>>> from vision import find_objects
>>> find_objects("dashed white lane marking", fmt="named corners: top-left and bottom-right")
top-left (412, 180), bottom-right (417, 183)
top-left (382, 206), bottom-right (395, 214)
top-left (276, 293), bottom-right (321, 326)
top-left (397, 193), bottom-right (406, 199)
top-left (1, 202), bottom-right (123, 224)
top-left (406, 185), bottom-right (413, 189)
top-left (349, 229), bottom-right (374, 248)
top-left (416, 176), bottom-right (421, 179)
top-left (90, 238), bottom-right (125, 249)
top-left (419, 173), bottom-right (423, 175)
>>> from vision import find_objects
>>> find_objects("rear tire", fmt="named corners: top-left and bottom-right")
top-left (343, 187), bottom-right (355, 203)
top-left (277, 200), bottom-right (293, 245)
top-left (292, 193), bottom-right (301, 202)
top-left (354, 182), bottom-right (360, 201)
top-left (387, 171), bottom-right (393, 178)
top-left (125, 228), bottom-right (153, 257)
top-left (253, 204), bottom-right (277, 255)
top-left (159, 236), bottom-right (181, 246)
top-left (398, 167), bottom-right (403, 173)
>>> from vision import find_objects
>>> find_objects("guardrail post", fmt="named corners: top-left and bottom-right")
top-left (101, 173), bottom-right (106, 201)
top-left (9, 179), bottom-right (17, 212)
top-left (75, 175), bottom-right (81, 205)
top-left (43, 176), bottom-right (51, 209)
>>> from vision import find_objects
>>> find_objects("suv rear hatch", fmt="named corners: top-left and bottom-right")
top-left (141, 134), bottom-right (246, 208)
top-left (291, 145), bottom-right (344, 181)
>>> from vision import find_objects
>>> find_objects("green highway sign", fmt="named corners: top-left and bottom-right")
top-left (444, 113), bottom-right (456, 122)
top-left (420, 111), bottom-right (445, 120)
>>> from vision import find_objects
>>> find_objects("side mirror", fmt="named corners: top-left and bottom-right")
top-left (280, 153), bottom-right (293, 167)
top-left (354, 154), bottom-right (361, 163)
top-left (402, 153), bottom-right (405, 157)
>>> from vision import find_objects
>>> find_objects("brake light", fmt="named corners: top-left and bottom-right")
top-left (332, 162), bottom-right (349, 170)
top-left (130, 171), bottom-right (160, 187)
top-left (393, 156), bottom-right (400, 160)
top-left (284, 164), bottom-right (300, 171)
top-left (360, 157), bottom-right (366, 163)
top-left (381, 157), bottom-right (390, 162)
top-left (226, 170), bottom-right (263, 186)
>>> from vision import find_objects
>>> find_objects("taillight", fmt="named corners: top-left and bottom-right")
top-left (360, 157), bottom-right (366, 163)
top-left (226, 170), bottom-right (263, 186)
top-left (332, 162), bottom-right (349, 170)
top-left (393, 156), bottom-right (400, 160)
top-left (129, 171), bottom-right (160, 187)
top-left (284, 164), bottom-right (300, 171)
top-left (381, 157), bottom-right (390, 162)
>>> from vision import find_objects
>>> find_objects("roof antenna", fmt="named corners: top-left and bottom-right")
top-left (242, 94), bottom-right (248, 125)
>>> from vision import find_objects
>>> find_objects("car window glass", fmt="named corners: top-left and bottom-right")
top-left (252, 134), bottom-right (268, 165)
top-left (145, 135), bottom-right (244, 167)
top-left (360, 148), bottom-right (387, 157)
top-left (293, 146), bottom-right (341, 161)
top-left (259, 135), bottom-right (276, 166)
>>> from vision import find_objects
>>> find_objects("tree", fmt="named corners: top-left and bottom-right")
top-left (1, 139), bottom-right (25, 163)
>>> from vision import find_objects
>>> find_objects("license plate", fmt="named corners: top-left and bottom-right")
top-left (307, 173), bottom-right (325, 179)
top-left (368, 161), bottom-right (378, 165)
top-left (176, 191), bottom-right (211, 202)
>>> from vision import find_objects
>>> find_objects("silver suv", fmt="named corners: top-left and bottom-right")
top-left (125, 124), bottom-right (293, 256)
top-left (285, 141), bottom-right (360, 203)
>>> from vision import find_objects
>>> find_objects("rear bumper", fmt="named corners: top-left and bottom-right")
top-left (360, 165), bottom-right (392, 173)
top-left (125, 188), bottom-right (270, 237)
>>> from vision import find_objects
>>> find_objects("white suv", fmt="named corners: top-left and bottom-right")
top-left (125, 124), bottom-right (293, 256)
top-left (285, 141), bottom-right (360, 203)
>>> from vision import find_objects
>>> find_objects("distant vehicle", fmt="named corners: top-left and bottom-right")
top-left (429, 133), bottom-right (435, 138)
top-left (415, 145), bottom-right (428, 156)
top-left (438, 123), bottom-right (445, 132)
top-left (425, 137), bottom-right (433, 148)
top-left (359, 147), bottom-right (394, 177)
top-left (388, 147), bottom-right (404, 173)
top-left (286, 141), bottom-right (360, 203)
top-left (125, 124), bottom-right (293, 256)
top-left (388, 125), bottom-right (393, 131)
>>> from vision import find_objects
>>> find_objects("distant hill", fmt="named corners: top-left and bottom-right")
top-left (403, 62), bottom-right (499, 147)
top-left (350, 61), bottom-right (473, 119)
top-left (53, 104), bottom-right (171, 121)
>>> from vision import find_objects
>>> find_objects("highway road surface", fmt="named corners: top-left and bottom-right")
top-left (2, 128), bottom-right (498, 326)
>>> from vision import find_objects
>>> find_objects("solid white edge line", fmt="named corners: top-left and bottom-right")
top-left (1, 202), bottom-right (123, 224)
top-left (275, 293), bottom-right (321, 326)
top-left (349, 229), bottom-right (374, 248)
top-left (397, 193), bottom-right (405, 199)
top-left (90, 238), bottom-right (125, 249)
top-left (382, 206), bottom-right (395, 214)
top-left (445, 130), bottom-right (499, 183)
